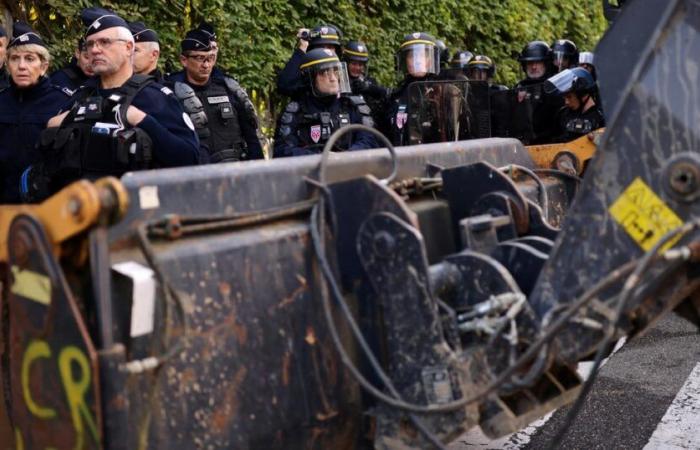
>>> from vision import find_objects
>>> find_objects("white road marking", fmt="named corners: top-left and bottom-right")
top-left (450, 338), bottom-right (627, 449)
top-left (643, 362), bottom-right (700, 450)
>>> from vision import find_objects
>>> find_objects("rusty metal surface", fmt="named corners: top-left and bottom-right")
top-left (4, 214), bottom-right (101, 449)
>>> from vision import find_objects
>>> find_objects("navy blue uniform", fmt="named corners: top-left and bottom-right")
top-left (86, 79), bottom-right (200, 167)
top-left (0, 70), bottom-right (9, 90)
top-left (49, 59), bottom-right (91, 95)
top-left (553, 104), bottom-right (605, 142)
top-left (0, 77), bottom-right (71, 203)
top-left (276, 49), bottom-right (306, 99)
top-left (274, 94), bottom-right (376, 157)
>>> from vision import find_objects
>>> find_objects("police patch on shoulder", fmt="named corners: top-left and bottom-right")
top-left (61, 87), bottom-right (76, 96)
top-left (182, 112), bottom-right (195, 131)
top-left (161, 86), bottom-right (174, 96)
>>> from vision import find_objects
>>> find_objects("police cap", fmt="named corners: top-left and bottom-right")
top-left (81, 7), bottom-right (129, 37)
top-left (8, 21), bottom-right (46, 49)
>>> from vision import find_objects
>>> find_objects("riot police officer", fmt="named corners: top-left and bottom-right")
top-left (0, 22), bottom-right (71, 203)
top-left (545, 67), bottom-right (605, 142)
top-left (343, 40), bottom-right (390, 131)
top-left (276, 24), bottom-right (343, 99)
top-left (49, 37), bottom-right (94, 95)
top-left (551, 39), bottom-right (579, 73)
top-left (513, 41), bottom-right (563, 144)
top-left (129, 21), bottom-right (163, 81)
top-left (0, 25), bottom-right (8, 90)
top-left (385, 32), bottom-right (441, 146)
top-left (440, 50), bottom-right (473, 80)
top-left (274, 48), bottom-right (376, 157)
top-left (20, 7), bottom-right (200, 202)
top-left (436, 39), bottom-right (451, 73)
top-left (170, 29), bottom-right (262, 163)
top-left (466, 55), bottom-right (507, 91)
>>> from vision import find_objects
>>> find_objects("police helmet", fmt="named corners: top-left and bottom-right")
top-left (450, 50), bottom-right (474, 70)
top-left (544, 67), bottom-right (595, 97)
top-left (396, 32), bottom-right (439, 78)
top-left (436, 39), bottom-right (450, 68)
top-left (308, 24), bottom-right (343, 55)
top-left (551, 39), bottom-right (578, 72)
top-left (300, 48), bottom-right (352, 97)
top-left (466, 55), bottom-right (496, 80)
top-left (344, 40), bottom-right (369, 63)
top-left (518, 40), bottom-right (551, 70)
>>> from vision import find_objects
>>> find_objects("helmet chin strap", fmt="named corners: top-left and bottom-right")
top-left (575, 94), bottom-right (591, 113)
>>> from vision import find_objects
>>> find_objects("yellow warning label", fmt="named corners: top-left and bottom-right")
top-left (609, 177), bottom-right (684, 252)
top-left (11, 266), bottom-right (51, 305)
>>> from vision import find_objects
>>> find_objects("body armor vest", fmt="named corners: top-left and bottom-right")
top-left (39, 74), bottom-right (155, 187)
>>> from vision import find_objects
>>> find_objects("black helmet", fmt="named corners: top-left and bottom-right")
top-left (551, 39), bottom-right (578, 72)
top-left (308, 24), bottom-right (343, 55)
top-left (544, 67), bottom-right (595, 97)
top-left (396, 32), bottom-right (439, 78)
top-left (450, 50), bottom-right (474, 70)
top-left (343, 40), bottom-right (369, 63)
top-left (518, 41), bottom-right (551, 66)
top-left (300, 48), bottom-right (351, 97)
top-left (466, 55), bottom-right (496, 80)
top-left (436, 39), bottom-right (450, 68)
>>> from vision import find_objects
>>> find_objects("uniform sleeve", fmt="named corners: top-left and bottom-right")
top-left (232, 98), bottom-right (264, 160)
top-left (135, 90), bottom-right (200, 167)
top-left (276, 49), bottom-right (307, 99)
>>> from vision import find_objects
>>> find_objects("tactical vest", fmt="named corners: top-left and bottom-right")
top-left (174, 79), bottom-right (246, 163)
top-left (38, 74), bottom-right (155, 186)
top-left (280, 95), bottom-right (373, 152)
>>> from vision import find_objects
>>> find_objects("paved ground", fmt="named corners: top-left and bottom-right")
top-left (451, 313), bottom-right (700, 450)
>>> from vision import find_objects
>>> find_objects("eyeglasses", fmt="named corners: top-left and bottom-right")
top-left (186, 54), bottom-right (216, 64)
top-left (84, 38), bottom-right (129, 50)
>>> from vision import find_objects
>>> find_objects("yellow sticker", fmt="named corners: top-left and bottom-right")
top-left (609, 177), bottom-right (684, 252)
top-left (11, 266), bottom-right (51, 305)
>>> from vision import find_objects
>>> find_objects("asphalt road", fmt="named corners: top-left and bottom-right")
top-left (452, 313), bottom-right (700, 450)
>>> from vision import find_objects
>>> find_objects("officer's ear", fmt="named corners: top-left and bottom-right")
top-left (179, 54), bottom-right (187, 67)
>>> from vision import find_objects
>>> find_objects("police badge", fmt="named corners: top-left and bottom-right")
top-left (310, 125), bottom-right (322, 143)
top-left (396, 112), bottom-right (408, 129)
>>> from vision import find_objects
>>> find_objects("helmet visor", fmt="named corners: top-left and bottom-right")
top-left (552, 51), bottom-right (571, 71)
top-left (309, 61), bottom-right (351, 97)
top-left (543, 68), bottom-right (575, 95)
top-left (399, 44), bottom-right (438, 77)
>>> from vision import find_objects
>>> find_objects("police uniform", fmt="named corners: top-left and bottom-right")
top-left (0, 78), bottom-right (71, 203)
top-left (344, 41), bottom-right (391, 133)
top-left (274, 48), bottom-right (376, 157)
top-left (20, 7), bottom-right (200, 202)
top-left (167, 29), bottom-right (262, 162)
top-left (553, 104), bottom-right (605, 142)
top-left (0, 23), bottom-right (72, 203)
top-left (274, 94), bottom-right (375, 157)
top-left (50, 58), bottom-right (90, 95)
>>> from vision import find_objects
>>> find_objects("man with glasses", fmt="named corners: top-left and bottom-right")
top-left (166, 29), bottom-right (262, 163)
top-left (274, 48), bottom-right (376, 157)
top-left (19, 7), bottom-right (199, 201)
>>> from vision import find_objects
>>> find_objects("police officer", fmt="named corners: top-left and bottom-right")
top-left (21, 7), bottom-right (200, 201)
top-left (169, 29), bottom-right (262, 163)
top-left (276, 24), bottom-right (343, 99)
top-left (551, 39), bottom-right (578, 73)
top-left (0, 22), bottom-right (71, 203)
top-left (274, 48), bottom-right (376, 157)
top-left (343, 40), bottom-right (390, 131)
top-left (0, 25), bottom-right (8, 89)
top-left (513, 40), bottom-right (563, 144)
top-left (436, 39), bottom-right (451, 73)
top-left (440, 50), bottom-right (473, 80)
top-left (578, 51), bottom-right (596, 79)
top-left (545, 67), bottom-right (605, 142)
top-left (129, 21), bottom-right (163, 81)
top-left (49, 38), bottom-right (94, 94)
top-left (466, 55), bottom-right (507, 91)
top-left (386, 32), bottom-right (441, 146)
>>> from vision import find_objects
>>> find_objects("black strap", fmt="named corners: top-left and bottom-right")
top-left (116, 74), bottom-right (155, 125)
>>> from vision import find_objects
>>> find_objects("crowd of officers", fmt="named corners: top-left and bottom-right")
top-left (0, 7), bottom-right (605, 205)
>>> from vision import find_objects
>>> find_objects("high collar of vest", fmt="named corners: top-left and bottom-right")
top-left (308, 93), bottom-right (339, 109)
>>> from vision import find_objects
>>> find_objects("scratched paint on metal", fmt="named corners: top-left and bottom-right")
top-left (608, 177), bottom-right (684, 252)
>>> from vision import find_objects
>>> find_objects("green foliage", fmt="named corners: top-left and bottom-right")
top-left (6, 0), bottom-right (607, 129)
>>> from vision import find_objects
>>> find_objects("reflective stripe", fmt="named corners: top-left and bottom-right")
top-left (344, 49), bottom-right (369, 57)
top-left (299, 57), bottom-right (340, 69)
top-left (319, 34), bottom-right (339, 40)
top-left (400, 39), bottom-right (436, 48)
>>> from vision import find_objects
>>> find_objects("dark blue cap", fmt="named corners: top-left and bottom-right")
top-left (0, 25), bottom-right (6, 38)
top-left (181, 29), bottom-right (211, 53)
top-left (129, 21), bottom-right (159, 43)
top-left (197, 21), bottom-right (216, 41)
top-left (80, 7), bottom-right (129, 37)
top-left (8, 21), bottom-right (46, 48)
